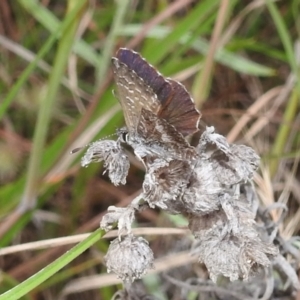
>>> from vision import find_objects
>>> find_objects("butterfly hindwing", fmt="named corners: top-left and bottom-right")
top-left (158, 79), bottom-right (201, 136)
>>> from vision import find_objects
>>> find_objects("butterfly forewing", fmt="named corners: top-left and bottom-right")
top-left (112, 47), bottom-right (201, 159)
top-left (112, 57), bottom-right (161, 131)
top-left (113, 48), bottom-right (201, 136)
top-left (116, 48), bottom-right (173, 107)
top-left (112, 48), bottom-right (174, 132)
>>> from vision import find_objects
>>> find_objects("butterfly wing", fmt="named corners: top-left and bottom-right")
top-left (115, 48), bottom-right (173, 106)
top-left (112, 49), bottom-right (172, 131)
top-left (158, 80), bottom-right (201, 136)
top-left (137, 108), bottom-right (196, 160)
top-left (112, 48), bottom-right (201, 136)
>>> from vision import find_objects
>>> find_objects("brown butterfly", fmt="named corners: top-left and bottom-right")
top-left (111, 48), bottom-right (201, 161)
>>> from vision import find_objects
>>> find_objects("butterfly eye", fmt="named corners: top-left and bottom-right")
top-left (121, 131), bottom-right (129, 143)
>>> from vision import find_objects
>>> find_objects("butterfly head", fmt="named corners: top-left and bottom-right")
top-left (116, 127), bottom-right (130, 143)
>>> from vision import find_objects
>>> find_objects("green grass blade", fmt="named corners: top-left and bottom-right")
top-left (0, 1), bottom-right (86, 121)
top-left (269, 88), bottom-right (299, 177)
top-left (193, 38), bottom-right (275, 76)
top-left (143, 0), bottom-right (219, 64)
top-left (95, 0), bottom-right (131, 84)
top-left (266, 0), bottom-right (297, 75)
top-left (120, 25), bottom-right (275, 76)
top-left (20, 0), bottom-right (86, 210)
top-left (18, 0), bottom-right (99, 65)
top-left (0, 229), bottom-right (105, 300)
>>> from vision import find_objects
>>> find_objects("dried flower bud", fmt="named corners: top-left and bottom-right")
top-left (197, 126), bottom-right (230, 156)
top-left (189, 209), bottom-right (229, 240)
top-left (210, 144), bottom-right (260, 186)
top-left (182, 160), bottom-right (223, 215)
top-left (239, 239), bottom-right (278, 280)
top-left (189, 209), bottom-right (278, 282)
top-left (197, 127), bottom-right (260, 185)
top-left (100, 205), bottom-right (136, 233)
top-left (189, 211), bottom-right (241, 282)
top-left (105, 235), bottom-right (154, 283)
top-left (143, 158), bottom-right (190, 213)
top-left (81, 140), bottom-right (129, 185)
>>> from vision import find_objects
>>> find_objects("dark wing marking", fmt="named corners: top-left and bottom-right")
top-left (158, 80), bottom-right (201, 136)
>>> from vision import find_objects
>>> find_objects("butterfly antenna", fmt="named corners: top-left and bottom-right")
top-left (70, 146), bottom-right (87, 154)
top-left (70, 133), bottom-right (119, 154)
top-left (103, 132), bottom-right (118, 139)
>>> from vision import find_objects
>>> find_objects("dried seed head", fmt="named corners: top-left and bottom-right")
top-left (100, 205), bottom-right (136, 233)
top-left (182, 160), bottom-right (222, 215)
top-left (197, 127), bottom-right (260, 185)
top-left (197, 126), bottom-right (230, 156)
top-left (239, 239), bottom-right (278, 280)
top-left (210, 144), bottom-right (260, 186)
top-left (105, 235), bottom-right (154, 283)
top-left (81, 140), bottom-right (129, 185)
top-left (189, 211), bottom-right (241, 282)
top-left (76, 50), bottom-right (284, 287)
top-left (189, 209), bottom-right (278, 282)
top-left (143, 158), bottom-right (191, 213)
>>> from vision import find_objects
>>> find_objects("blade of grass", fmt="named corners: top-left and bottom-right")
top-left (0, 1), bottom-right (87, 121)
top-left (120, 25), bottom-right (275, 76)
top-left (0, 228), bottom-right (105, 300)
top-left (265, 0), bottom-right (296, 69)
top-left (0, 209), bottom-right (36, 248)
top-left (292, 0), bottom-right (300, 38)
top-left (0, 274), bottom-right (31, 300)
top-left (18, 0), bottom-right (98, 65)
top-left (95, 0), bottom-right (131, 85)
top-left (143, 0), bottom-right (219, 64)
top-left (0, 107), bottom-right (122, 245)
top-left (126, 0), bottom-right (194, 50)
top-left (193, 0), bottom-right (231, 106)
top-left (37, 258), bottom-right (101, 291)
top-left (266, 0), bottom-right (300, 89)
top-left (20, 0), bottom-right (86, 210)
top-left (0, 35), bottom-right (91, 101)
top-left (227, 38), bottom-right (287, 62)
top-left (269, 88), bottom-right (299, 177)
top-left (266, 0), bottom-right (300, 177)
top-left (0, 88), bottom-right (119, 220)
